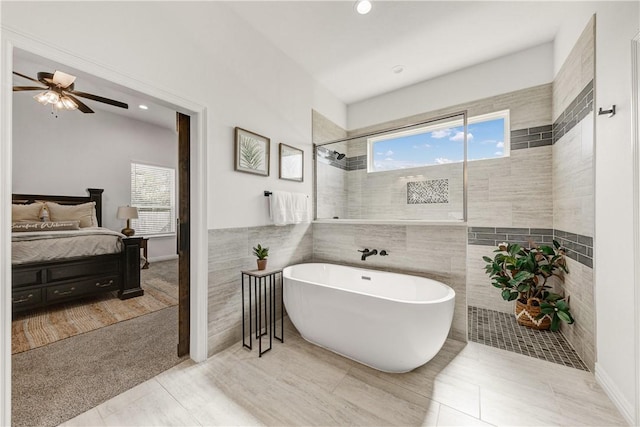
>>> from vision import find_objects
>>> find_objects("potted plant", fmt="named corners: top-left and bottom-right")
top-left (253, 243), bottom-right (269, 270)
top-left (483, 240), bottom-right (574, 331)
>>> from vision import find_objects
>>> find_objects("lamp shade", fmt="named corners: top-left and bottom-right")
top-left (117, 206), bottom-right (139, 220)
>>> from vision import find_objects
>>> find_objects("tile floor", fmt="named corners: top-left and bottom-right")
top-left (468, 306), bottom-right (589, 371)
top-left (61, 319), bottom-right (626, 426)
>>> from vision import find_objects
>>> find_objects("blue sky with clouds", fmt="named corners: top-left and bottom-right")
top-left (372, 118), bottom-right (505, 171)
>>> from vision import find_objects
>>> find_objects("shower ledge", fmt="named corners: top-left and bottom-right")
top-left (313, 219), bottom-right (467, 227)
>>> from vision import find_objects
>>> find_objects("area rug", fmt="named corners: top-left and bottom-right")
top-left (12, 305), bottom-right (187, 427)
top-left (11, 259), bottom-right (178, 354)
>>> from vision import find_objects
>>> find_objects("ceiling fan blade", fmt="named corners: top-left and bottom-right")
top-left (70, 91), bottom-right (128, 109)
top-left (52, 70), bottom-right (76, 88)
top-left (13, 86), bottom-right (48, 92)
top-left (13, 71), bottom-right (44, 85)
top-left (63, 93), bottom-right (94, 114)
top-left (36, 72), bottom-right (55, 86)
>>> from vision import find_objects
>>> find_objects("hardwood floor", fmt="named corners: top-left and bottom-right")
top-left (60, 318), bottom-right (626, 426)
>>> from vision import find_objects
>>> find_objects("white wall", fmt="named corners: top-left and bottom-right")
top-left (1, 1), bottom-right (347, 230)
top-left (12, 95), bottom-right (178, 260)
top-left (591, 2), bottom-right (639, 422)
top-left (347, 42), bottom-right (554, 130)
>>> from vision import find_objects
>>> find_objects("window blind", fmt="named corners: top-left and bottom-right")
top-left (131, 162), bottom-right (176, 236)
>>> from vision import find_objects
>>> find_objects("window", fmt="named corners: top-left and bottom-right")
top-left (368, 110), bottom-right (510, 172)
top-left (130, 162), bottom-right (176, 236)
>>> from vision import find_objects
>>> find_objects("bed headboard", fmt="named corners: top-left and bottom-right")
top-left (12, 188), bottom-right (104, 226)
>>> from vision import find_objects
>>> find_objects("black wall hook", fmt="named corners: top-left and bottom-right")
top-left (598, 105), bottom-right (616, 117)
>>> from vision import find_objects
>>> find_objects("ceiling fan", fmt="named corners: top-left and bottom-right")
top-left (13, 70), bottom-right (128, 114)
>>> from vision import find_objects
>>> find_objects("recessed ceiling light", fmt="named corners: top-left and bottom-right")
top-left (138, 104), bottom-right (148, 110)
top-left (355, 0), bottom-right (372, 15)
top-left (392, 65), bottom-right (405, 74)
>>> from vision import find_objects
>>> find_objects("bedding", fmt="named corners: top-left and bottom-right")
top-left (12, 227), bottom-right (125, 265)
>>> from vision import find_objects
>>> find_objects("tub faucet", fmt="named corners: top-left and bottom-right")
top-left (358, 248), bottom-right (378, 261)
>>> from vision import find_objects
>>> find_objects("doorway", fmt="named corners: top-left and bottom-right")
top-left (0, 35), bottom-right (208, 426)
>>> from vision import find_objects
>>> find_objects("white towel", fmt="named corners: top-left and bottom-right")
top-left (269, 191), bottom-right (309, 226)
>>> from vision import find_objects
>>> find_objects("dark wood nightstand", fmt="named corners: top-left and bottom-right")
top-left (140, 237), bottom-right (149, 269)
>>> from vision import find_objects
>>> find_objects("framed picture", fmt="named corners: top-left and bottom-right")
top-left (234, 127), bottom-right (270, 176)
top-left (279, 143), bottom-right (304, 182)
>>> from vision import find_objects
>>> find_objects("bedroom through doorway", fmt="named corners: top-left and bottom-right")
top-left (10, 48), bottom-right (191, 427)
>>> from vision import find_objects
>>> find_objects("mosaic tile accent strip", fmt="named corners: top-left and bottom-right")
top-left (468, 306), bottom-right (589, 371)
top-left (553, 79), bottom-right (594, 143)
top-left (468, 227), bottom-right (554, 248)
top-left (510, 125), bottom-right (553, 151)
top-left (554, 229), bottom-right (593, 268)
top-left (468, 227), bottom-right (593, 269)
top-left (347, 155), bottom-right (367, 171)
top-left (407, 179), bottom-right (449, 204)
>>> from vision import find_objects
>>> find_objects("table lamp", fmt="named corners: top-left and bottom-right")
top-left (117, 206), bottom-right (139, 237)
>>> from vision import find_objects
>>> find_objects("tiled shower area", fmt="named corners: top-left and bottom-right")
top-left (466, 17), bottom-right (595, 371)
top-left (310, 18), bottom-right (597, 374)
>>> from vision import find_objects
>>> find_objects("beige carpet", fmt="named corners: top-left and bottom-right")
top-left (12, 259), bottom-right (178, 354)
top-left (12, 305), bottom-right (187, 427)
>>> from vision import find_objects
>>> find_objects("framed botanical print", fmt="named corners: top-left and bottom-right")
top-left (234, 127), bottom-right (270, 176)
top-left (279, 143), bottom-right (304, 182)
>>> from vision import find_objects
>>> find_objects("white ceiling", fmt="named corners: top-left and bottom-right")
top-left (12, 49), bottom-right (177, 130)
top-left (228, 1), bottom-right (578, 104)
top-left (13, 1), bottom-right (581, 124)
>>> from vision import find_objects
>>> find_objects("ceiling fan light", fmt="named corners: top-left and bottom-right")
top-left (52, 70), bottom-right (77, 88)
top-left (34, 90), bottom-right (60, 105)
top-left (34, 92), bottom-right (49, 105)
top-left (61, 96), bottom-right (78, 110)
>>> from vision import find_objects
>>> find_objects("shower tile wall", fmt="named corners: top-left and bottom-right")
top-left (467, 147), bottom-right (553, 228)
top-left (346, 162), bottom-right (463, 220)
top-left (554, 258), bottom-right (595, 369)
top-left (316, 157), bottom-right (347, 219)
top-left (207, 224), bottom-right (313, 356)
top-left (552, 93), bottom-right (594, 238)
top-left (312, 222), bottom-right (468, 342)
top-left (348, 84), bottom-right (552, 138)
top-left (313, 110), bottom-right (348, 219)
top-left (552, 17), bottom-right (595, 123)
top-left (550, 16), bottom-right (595, 371)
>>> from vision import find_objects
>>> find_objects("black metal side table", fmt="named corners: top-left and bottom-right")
top-left (241, 267), bottom-right (284, 356)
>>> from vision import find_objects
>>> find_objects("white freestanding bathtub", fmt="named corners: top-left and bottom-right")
top-left (283, 263), bottom-right (455, 373)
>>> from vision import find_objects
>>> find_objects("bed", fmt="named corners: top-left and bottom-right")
top-left (11, 188), bottom-right (143, 314)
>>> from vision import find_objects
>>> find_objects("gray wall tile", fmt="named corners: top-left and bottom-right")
top-left (207, 224), bottom-right (313, 356)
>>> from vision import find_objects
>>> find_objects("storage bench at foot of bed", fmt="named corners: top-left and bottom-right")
top-left (12, 237), bottom-right (143, 314)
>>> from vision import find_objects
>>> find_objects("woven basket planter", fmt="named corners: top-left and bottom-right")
top-left (515, 299), bottom-right (551, 330)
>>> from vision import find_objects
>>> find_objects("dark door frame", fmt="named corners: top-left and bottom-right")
top-left (177, 113), bottom-right (191, 357)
